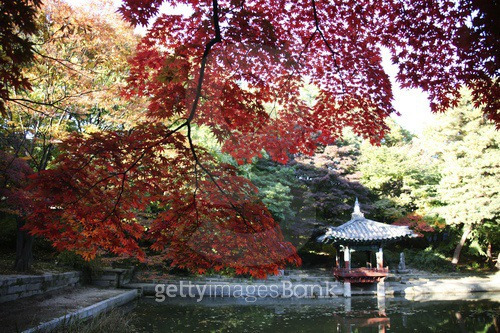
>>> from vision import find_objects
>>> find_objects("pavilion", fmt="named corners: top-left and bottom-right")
top-left (317, 198), bottom-right (417, 297)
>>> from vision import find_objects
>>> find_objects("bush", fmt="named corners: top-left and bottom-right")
top-left (57, 251), bottom-right (104, 282)
top-left (384, 247), bottom-right (454, 272)
top-left (404, 247), bottom-right (454, 272)
top-left (0, 214), bottom-right (18, 249)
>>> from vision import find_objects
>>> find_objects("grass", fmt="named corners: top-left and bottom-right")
top-left (49, 310), bottom-right (136, 333)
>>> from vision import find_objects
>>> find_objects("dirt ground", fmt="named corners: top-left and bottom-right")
top-left (0, 286), bottom-right (127, 332)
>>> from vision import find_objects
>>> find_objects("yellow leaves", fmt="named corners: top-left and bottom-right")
top-left (82, 124), bottom-right (101, 134)
top-left (4, 0), bottom-right (142, 172)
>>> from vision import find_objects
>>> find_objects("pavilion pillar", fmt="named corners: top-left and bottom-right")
top-left (335, 252), bottom-right (340, 268)
top-left (377, 290), bottom-right (386, 313)
top-left (377, 278), bottom-right (386, 297)
top-left (343, 246), bottom-right (352, 298)
top-left (376, 247), bottom-right (386, 297)
top-left (343, 295), bottom-right (352, 311)
top-left (376, 247), bottom-right (383, 269)
top-left (343, 246), bottom-right (351, 269)
top-left (343, 281), bottom-right (351, 298)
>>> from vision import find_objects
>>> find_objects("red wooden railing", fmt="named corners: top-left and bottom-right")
top-left (333, 267), bottom-right (389, 283)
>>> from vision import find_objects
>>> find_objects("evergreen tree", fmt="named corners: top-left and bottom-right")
top-left (422, 94), bottom-right (500, 265)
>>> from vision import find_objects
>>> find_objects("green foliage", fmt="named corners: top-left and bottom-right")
top-left (236, 142), bottom-right (377, 251)
top-left (291, 141), bottom-right (374, 223)
top-left (385, 247), bottom-right (455, 272)
top-left (381, 119), bottom-right (414, 146)
top-left (358, 119), bottom-right (441, 221)
top-left (404, 247), bottom-right (455, 272)
top-left (427, 96), bottom-right (499, 225)
top-left (421, 93), bottom-right (500, 259)
top-left (239, 158), bottom-right (296, 222)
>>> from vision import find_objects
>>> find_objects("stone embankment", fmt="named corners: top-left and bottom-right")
top-left (0, 271), bottom-right (81, 303)
top-left (125, 269), bottom-right (500, 299)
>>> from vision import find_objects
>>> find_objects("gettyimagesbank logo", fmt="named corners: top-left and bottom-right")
top-left (155, 281), bottom-right (338, 303)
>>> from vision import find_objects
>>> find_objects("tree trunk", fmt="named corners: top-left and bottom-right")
top-left (14, 218), bottom-right (33, 272)
top-left (452, 225), bottom-right (472, 266)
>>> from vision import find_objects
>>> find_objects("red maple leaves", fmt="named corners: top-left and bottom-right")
top-left (27, 122), bottom-right (300, 276)
top-left (393, 214), bottom-right (438, 237)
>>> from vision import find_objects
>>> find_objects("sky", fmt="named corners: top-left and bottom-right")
top-left (381, 48), bottom-right (434, 134)
top-left (66, 0), bottom-right (434, 134)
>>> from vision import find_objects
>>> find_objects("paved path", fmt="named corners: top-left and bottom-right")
top-left (0, 286), bottom-right (128, 332)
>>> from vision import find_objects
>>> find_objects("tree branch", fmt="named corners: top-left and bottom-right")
top-left (311, 0), bottom-right (347, 96)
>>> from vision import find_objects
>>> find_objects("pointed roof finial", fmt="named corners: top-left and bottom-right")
top-left (352, 197), bottom-right (364, 219)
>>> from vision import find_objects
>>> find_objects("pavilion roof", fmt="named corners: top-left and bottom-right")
top-left (317, 199), bottom-right (417, 245)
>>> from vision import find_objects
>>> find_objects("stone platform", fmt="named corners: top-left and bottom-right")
top-left (0, 286), bottom-right (138, 332)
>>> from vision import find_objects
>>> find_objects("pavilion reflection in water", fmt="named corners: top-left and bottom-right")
top-left (339, 294), bottom-right (389, 332)
top-left (334, 314), bottom-right (391, 333)
top-left (317, 198), bottom-right (417, 297)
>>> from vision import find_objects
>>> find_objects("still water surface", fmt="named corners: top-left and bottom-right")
top-left (131, 295), bottom-right (499, 332)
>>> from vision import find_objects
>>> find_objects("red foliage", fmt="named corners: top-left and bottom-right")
top-left (27, 124), bottom-right (299, 276)
top-left (393, 214), bottom-right (436, 237)
top-left (0, 152), bottom-right (33, 215)
top-left (25, 0), bottom-right (498, 277)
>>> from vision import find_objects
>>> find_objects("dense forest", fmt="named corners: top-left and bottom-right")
top-left (0, 0), bottom-right (498, 276)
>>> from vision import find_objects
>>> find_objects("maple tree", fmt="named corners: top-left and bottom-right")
top-left (0, 152), bottom-right (33, 271)
top-left (393, 214), bottom-right (437, 237)
top-left (1, 0), bottom-right (139, 271)
top-left (3, 0), bottom-right (139, 171)
top-left (0, 0), bottom-right (42, 115)
top-left (24, 0), bottom-right (499, 277)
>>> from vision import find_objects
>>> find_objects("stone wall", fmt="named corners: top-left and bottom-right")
top-left (92, 268), bottom-right (134, 288)
top-left (0, 271), bottom-right (81, 303)
top-left (126, 280), bottom-right (345, 298)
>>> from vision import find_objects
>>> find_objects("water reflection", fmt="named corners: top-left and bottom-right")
top-left (338, 296), bottom-right (389, 332)
top-left (333, 315), bottom-right (390, 333)
top-left (131, 294), bottom-right (500, 332)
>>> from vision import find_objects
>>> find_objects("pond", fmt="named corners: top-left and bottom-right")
top-left (130, 294), bottom-right (499, 332)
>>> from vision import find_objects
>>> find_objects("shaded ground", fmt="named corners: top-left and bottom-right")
top-left (0, 286), bottom-right (127, 332)
top-left (0, 249), bottom-right (72, 276)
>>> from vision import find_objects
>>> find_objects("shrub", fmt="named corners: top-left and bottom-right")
top-left (0, 214), bottom-right (18, 249)
top-left (404, 247), bottom-right (455, 272)
top-left (57, 251), bottom-right (104, 282)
